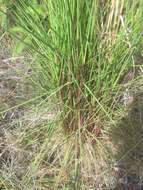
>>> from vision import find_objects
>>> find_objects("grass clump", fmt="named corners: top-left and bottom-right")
top-left (0, 0), bottom-right (143, 189)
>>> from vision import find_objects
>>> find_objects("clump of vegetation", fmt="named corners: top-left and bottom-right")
top-left (0, 0), bottom-right (143, 189)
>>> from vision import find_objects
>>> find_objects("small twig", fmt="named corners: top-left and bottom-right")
top-left (0, 32), bottom-right (6, 41)
top-left (140, 66), bottom-right (143, 73)
top-left (2, 56), bottom-right (25, 62)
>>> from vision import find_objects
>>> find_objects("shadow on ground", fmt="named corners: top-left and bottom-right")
top-left (109, 93), bottom-right (143, 190)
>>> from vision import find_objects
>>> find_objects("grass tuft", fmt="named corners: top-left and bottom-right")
top-left (0, 0), bottom-right (143, 189)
